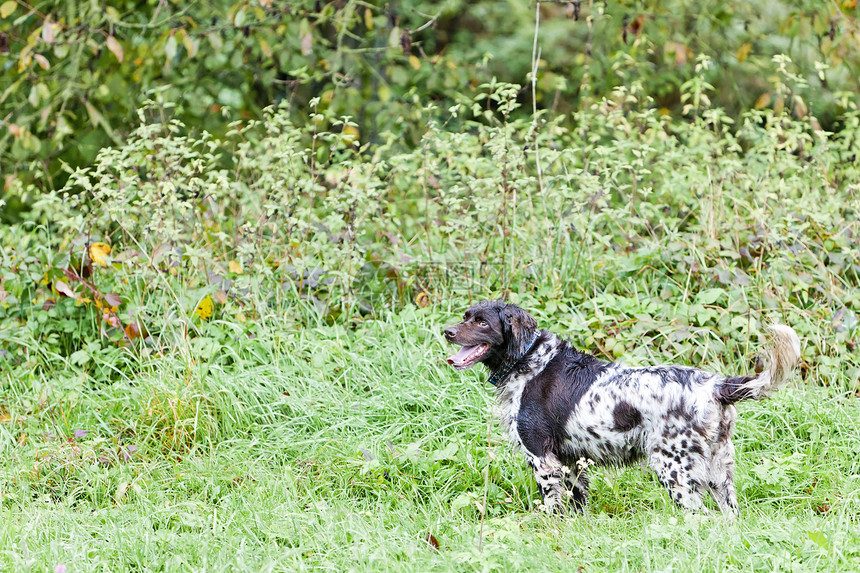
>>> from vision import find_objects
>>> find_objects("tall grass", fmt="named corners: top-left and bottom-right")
top-left (1, 80), bottom-right (859, 570)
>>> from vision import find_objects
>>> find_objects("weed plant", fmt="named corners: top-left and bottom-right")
top-left (1, 70), bottom-right (859, 571)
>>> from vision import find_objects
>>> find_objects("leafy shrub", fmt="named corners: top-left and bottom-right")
top-left (2, 0), bottom-right (859, 206)
top-left (1, 72), bottom-right (858, 392)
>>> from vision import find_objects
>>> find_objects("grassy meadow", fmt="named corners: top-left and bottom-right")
top-left (2, 81), bottom-right (860, 571)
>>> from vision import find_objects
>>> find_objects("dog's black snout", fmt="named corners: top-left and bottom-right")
top-left (444, 326), bottom-right (457, 340)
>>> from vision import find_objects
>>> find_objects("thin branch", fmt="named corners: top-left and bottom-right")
top-left (412, 4), bottom-right (446, 33)
top-left (531, 3), bottom-right (544, 195)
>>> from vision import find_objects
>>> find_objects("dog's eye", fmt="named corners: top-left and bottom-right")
top-left (478, 320), bottom-right (488, 327)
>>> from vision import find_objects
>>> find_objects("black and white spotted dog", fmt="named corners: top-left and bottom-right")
top-left (443, 300), bottom-right (801, 515)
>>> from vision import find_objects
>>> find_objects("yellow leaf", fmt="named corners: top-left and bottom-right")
top-left (793, 95), bottom-right (807, 118)
top-left (33, 54), bottom-right (50, 70)
top-left (182, 33), bottom-right (198, 58)
top-left (17, 49), bottom-right (31, 72)
top-left (55, 280), bottom-right (78, 300)
top-left (414, 291), bottom-right (430, 308)
top-left (378, 84), bottom-right (391, 103)
top-left (0, 408), bottom-right (20, 424)
top-left (41, 19), bottom-right (55, 43)
top-left (341, 124), bottom-right (359, 146)
top-left (409, 55), bottom-right (421, 70)
top-left (0, 1), bottom-right (16, 19)
top-left (228, 260), bottom-right (243, 274)
top-left (754, 92), bottom-right (770, 110)
top-left (106, 36), bottom-right (124, 63)
top-left (773, 96), bottom-right (785, 115)
top-left (736, 43), bottom-right (752, 63)
top-left (364, 8), bottom-right (374, 30)
top-left (259, 37), bottom-right (272, 58)
top-left (124, 323), bottom-right (141, 340)
top-left (89, 242), bottom-right (112, 267)
top-left (195, 295), bottom-right (213, 320)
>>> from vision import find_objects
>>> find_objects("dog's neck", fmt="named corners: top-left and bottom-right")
top-left (487, 330), bottom-right (540, 386)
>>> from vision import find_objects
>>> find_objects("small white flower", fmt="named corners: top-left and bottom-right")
top-left (576, 457), bottom-right (596, 471)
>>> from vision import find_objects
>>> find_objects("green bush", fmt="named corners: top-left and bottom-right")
top-left (2, 0), bottom-right (859, 210)
top-left (1, 75), bottom-right (858, 390)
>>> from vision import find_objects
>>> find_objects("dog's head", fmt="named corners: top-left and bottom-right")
top-left (443, 300), bottom-right (538, 372)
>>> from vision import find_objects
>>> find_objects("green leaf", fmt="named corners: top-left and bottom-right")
top-left (165, 34), bottom-right (178, 63)
top-left (0, 1), bottom-right (17, 19)
top-left (233, 8), bottom-right (246, 27)
top-left (696, 288), bottom-right (725, 305)
top-left (401, 441), bottom-right (422, 463)
top-left (452, 492), bottom-right (476, 511)
top-left (83, 99), bottom-right (114, 140)
top-left (430, 441), bottom-right (459, 462)
top-left (70, 349), bottom-right (89, 366)
top-left (808, 531), bottom-right (829, 549)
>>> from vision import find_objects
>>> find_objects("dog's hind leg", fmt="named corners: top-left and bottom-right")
top-left (705, 445), bottom-right (738, 515)
top-left (647, 434), bottom-right (709, 512)
top-left (705, 411), bottom-right (739, 516)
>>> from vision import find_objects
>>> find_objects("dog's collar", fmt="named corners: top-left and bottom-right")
top-left (488, 331), bottom-right (541, 386)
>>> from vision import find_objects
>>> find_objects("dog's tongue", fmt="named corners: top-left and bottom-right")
top-left (448, 346), bottom-right (479, 368)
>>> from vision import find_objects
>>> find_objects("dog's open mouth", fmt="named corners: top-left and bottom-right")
top-left (447, 344), bottom-right (489, 369)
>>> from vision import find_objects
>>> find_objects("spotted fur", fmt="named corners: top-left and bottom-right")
top-left (444, 300), bottom-right (802, 515)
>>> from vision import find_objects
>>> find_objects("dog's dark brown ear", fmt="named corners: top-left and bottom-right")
top-left (499, 303), bottom-right (537, 357)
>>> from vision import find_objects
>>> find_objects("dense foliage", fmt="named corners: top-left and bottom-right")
top-left (1, 2), bottom-right (859, 571)
top-left (2, 67), bottom-right (859, 389)
top-left (2, 0), bottom-right (859, 208)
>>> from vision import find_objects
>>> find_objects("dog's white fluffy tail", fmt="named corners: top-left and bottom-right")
top-left (717, 325), bottom-right (801, 403)
top-left (749, 324), bottom-right (802, 398)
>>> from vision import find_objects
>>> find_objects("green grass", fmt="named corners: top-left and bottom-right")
top-left (2, 304), bottom-right (859, 572)
top-left (2, 86), bottom-right (860, 570)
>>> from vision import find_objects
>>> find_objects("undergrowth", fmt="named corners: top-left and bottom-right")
top-left (1, 67), bottom-right (859, 571)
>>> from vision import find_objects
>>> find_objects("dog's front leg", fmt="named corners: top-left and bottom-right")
top-left (564, 466), bottom-right (590, 512)
top-left (528, 453), bottom-right (567, 514)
